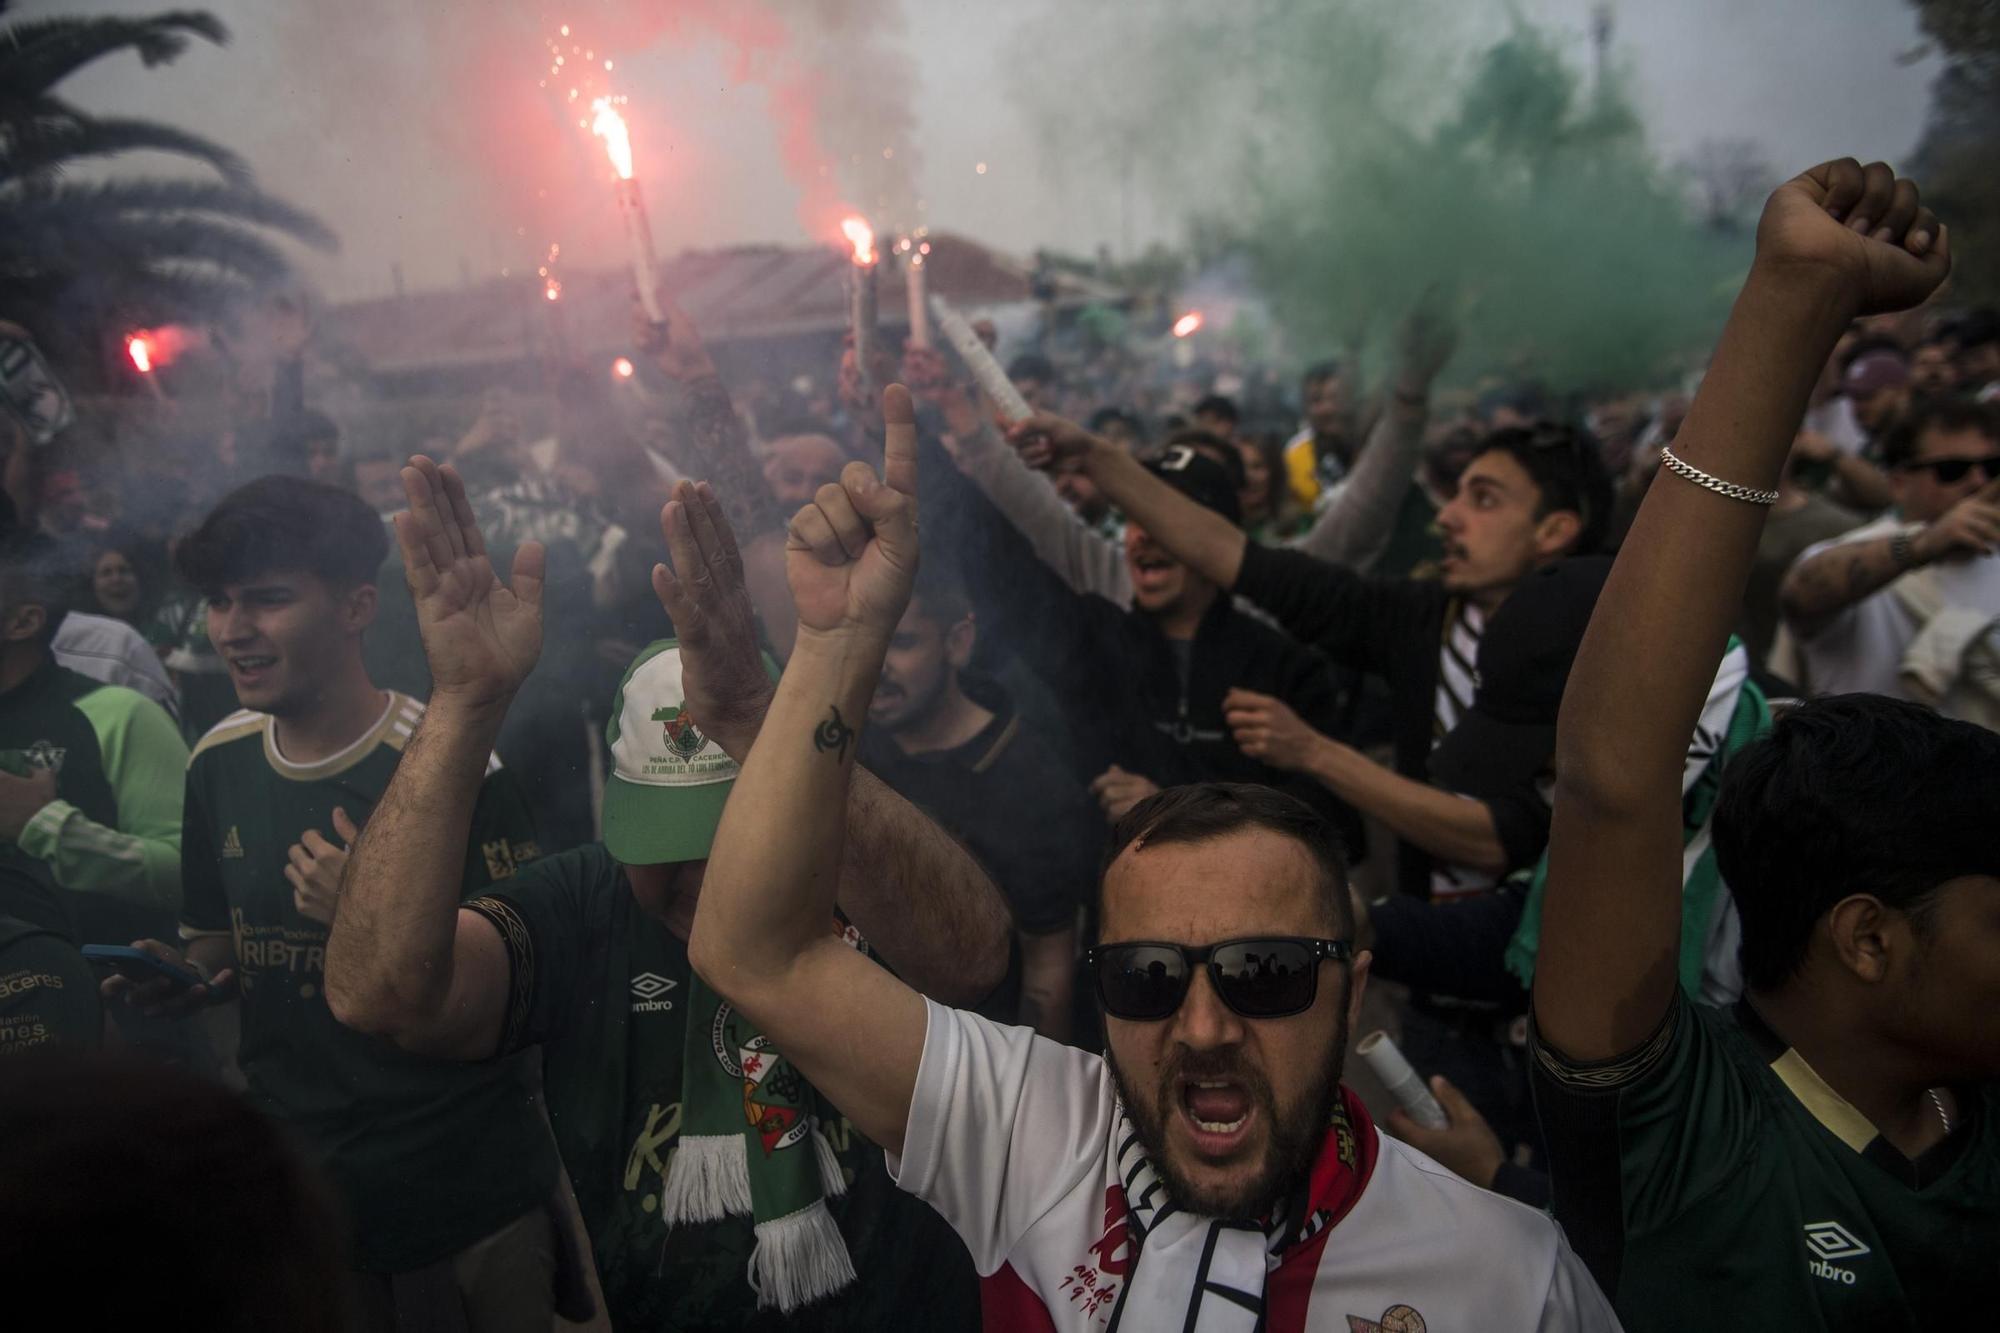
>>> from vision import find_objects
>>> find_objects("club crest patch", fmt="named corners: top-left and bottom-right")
top-left (652, 705), bottom-right (706, 758)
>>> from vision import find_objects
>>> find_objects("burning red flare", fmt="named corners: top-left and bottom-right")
top-left (544, 279), bottom-right (562, 302)
top-left (591, 97), bottom-right (634, 180)
top-left (1172, 312), bottom-right (1204, 338)
top-left (126, 334), bottom-right (155, 373)
top-left (841, 215), bottom-right (877, 266)
top-left (612, 357), bottom-right (635, 380)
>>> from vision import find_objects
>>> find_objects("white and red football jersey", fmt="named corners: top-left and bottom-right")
top-left (891, 1000), bottom-right (1621, 1332)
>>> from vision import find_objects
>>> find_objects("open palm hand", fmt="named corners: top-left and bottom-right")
top-left (393, 456), bottom-right (545, 709)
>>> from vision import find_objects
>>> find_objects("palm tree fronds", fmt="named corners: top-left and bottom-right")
top-left (0, 115), bottom-right (253, 186)
top-left (0, 12), bottom-right (228, 100)
top-left (5, 177), bottom-right (337, 250)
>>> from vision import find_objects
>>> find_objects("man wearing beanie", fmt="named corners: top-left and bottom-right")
top-left (324, 462), bottom-right (1010, 1332)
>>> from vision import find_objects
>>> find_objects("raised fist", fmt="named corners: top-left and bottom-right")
top-left (1755, 159), bottom-right (1948, 318)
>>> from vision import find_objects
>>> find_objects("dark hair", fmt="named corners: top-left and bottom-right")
top-left (270, 409), bottom-right (339, 457)
top-left (1714, 695), bottom-right (2000, 993)
top-left (1088, 406), bottom-right (1143, 440)
top-left (1192, 394), bottom-right (1240, 426)
top-left (1165, 428), bottom-right (1247, 492)
top-left (1957, 307), bottom-right (1999, 353)
top-left (0, 1055), bottom-right (348, 1333)
top-left (1100, 783), bottom-right (1353, 937)
top-left (1300, 360), bottom-right (1342, 393)
top-left (908, 556), bottom-right (972, 627)
top-left (175, 475), bottom-right (387, 596)
top-left (0, 536), bottom-right (71, 648)
top-left (1470, 424), bottom-right (1615, 556)
top-left (1879, 395), bottom-right (2000, 470)
top-left (1008, 353), bottom-right (1056, 384)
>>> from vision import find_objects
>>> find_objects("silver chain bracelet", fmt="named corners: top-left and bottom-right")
top-left (1659, 447), bottom-right (1779, 506)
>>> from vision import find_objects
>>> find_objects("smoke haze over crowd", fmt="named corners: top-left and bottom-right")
top-left (28, 0), bottom-right (1938, 303)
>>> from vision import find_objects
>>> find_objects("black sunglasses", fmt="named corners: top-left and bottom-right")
top-left (1086, 936), bottom-right (1353, 1021)
top-left (1899, 455), bottom-right (2000, 485)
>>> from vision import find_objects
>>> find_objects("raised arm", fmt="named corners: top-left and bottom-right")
top-left (1535, 160), bottom-right (1948, 1061)
top-left (324, 458), bottom-right (545, 1059)
top-left (689, 385), bottom-right (962, 1157)
top-left (918, 355), bottom-right (1132, 603)
top-left (1012, 414), bottom-right (1252, 588)
top-left (637, 298), bottom-right (799, 656)
top-left (1294, 293), bottom-right (1457, 568)
top-left (654, 475), bottom-right (1012, 1010)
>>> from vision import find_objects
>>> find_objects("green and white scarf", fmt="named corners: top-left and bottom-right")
top-left (1507, 642), bottom-right (1770, 996)
top-left (660, 970), bottom-right (855, 1311)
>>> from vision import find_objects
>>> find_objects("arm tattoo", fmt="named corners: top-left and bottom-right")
top-left (813, 705), bottom-right (856, 762)
top-left (676, 375), bottom-right (788, 539)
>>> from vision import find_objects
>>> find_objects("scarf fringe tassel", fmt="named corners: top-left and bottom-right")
top-left (812, 1123), bottom-right (849, 1198)
top-left (659, 1133), bottom-right (751, 1224)
top-left (748, 1198), bottom-right (857, 1312)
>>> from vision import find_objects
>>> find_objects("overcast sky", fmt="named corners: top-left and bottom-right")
top-left (31, 0), bottom-right (1941, 301)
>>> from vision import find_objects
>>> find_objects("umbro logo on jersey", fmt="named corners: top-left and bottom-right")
top-left (221, 826), bottom-right (245, 859)
top-left (1804, 1220), bottom-right (1868, 1286)
top-left (1803, 1221), bottom-right (1869, 1261)
top-left (630, 972), bottom-right (677, 1014)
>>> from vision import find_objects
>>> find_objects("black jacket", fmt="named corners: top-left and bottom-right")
top-left (924, 435), bottom-right (1363, 856)
top-left (1233, 543), bottom-right (1552, 900)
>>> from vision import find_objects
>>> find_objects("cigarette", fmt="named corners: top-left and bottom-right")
top-left (1355, 1030), bottom-right (1448, 1130)
top-left (930, 296), bottom-right (1032, 423)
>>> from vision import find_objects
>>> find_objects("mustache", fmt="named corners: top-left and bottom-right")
top-left (1158, 1046), bottom-right (1273, 1105)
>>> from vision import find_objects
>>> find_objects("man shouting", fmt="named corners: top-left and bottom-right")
top-left (686, 385), bottom-right (1617, 1331)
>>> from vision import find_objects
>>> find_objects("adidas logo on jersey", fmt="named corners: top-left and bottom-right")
top-left (1803, 1220), bottom-right (1868, 1286)
top-left (221, 826), bottom-right (245, 859)
top-left (630, 971), bottom-right (678, 1014)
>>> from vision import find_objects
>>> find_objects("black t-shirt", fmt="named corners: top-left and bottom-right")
top-left (923, 434), bottom-right (1363, 854)
top-left (0, 916), bottom-right (100, 1056)
top-left (859, 682), bottom-right (1100, 1020)
top-left (468, 845), bottom-right (980, 1332)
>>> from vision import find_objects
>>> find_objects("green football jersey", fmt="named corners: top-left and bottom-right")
top-left (1533, 993), bottom-right (1994, 1330)
top-left (180, 692), bottom-right (556, 1273)
top-left (467, 844), bottom-right (979, 1332)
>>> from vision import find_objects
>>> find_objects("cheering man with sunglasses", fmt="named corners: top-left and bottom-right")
top-left (1779, 396), bottom-right (2000, 699)
top-left (689, 384), bottom-right (1617, 1331)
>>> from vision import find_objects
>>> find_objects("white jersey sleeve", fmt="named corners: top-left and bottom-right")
top-left (889, 997), bottom-right (1118, 1275)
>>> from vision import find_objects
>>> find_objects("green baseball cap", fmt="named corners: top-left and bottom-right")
top-left (602, 640), bottom-right (741, 865)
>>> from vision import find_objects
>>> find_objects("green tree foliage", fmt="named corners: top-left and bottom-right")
top-left (1907, 0), bottom-right (1999, 301)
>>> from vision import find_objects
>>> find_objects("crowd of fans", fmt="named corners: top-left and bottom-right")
top-left (0, 158), bottom-right (1994, 1331)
